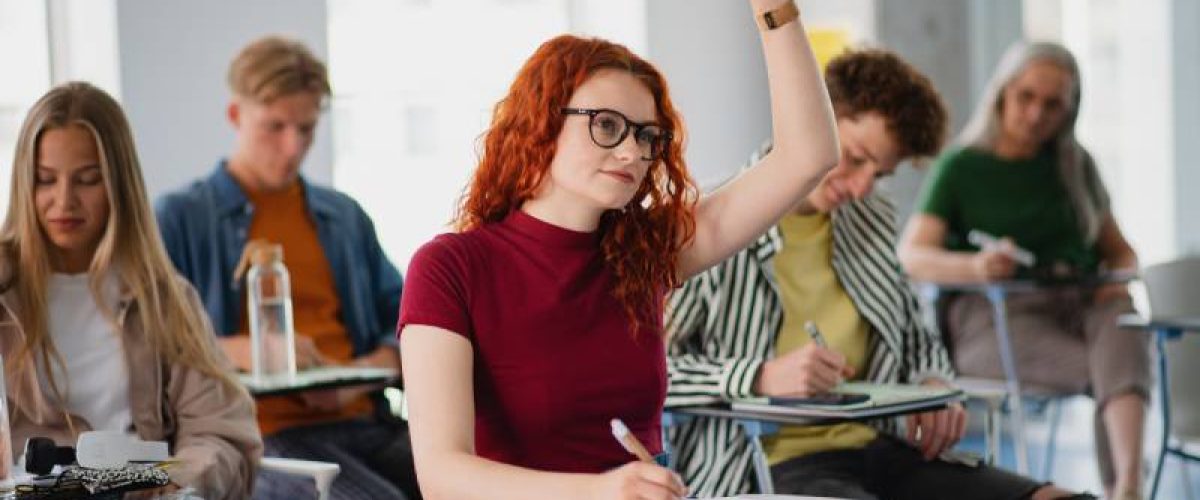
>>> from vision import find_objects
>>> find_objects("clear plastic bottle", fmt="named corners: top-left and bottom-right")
top-left (234, 241), bottom-right (297, 383)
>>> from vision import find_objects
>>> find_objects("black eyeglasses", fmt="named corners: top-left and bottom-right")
top-left (561, 107), bottom-right (672, 161)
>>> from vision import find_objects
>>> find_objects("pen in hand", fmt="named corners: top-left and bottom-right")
top-left (610, 418), bottom-right (654, 463)
top-left (610, 418), bottom-right (688, 498)
top-left (803, 320), bottom-right (827, 348)
top-left (967, 229), bottom-right (1036, 267)
top-left (804, 321), bottom-right (853, 387)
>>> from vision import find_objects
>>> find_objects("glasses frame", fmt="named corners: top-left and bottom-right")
top-left (560, 107), bottom-right (672, 161)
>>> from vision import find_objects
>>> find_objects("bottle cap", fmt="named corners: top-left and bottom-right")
top-left (232, 239), bottom-right (284, 285)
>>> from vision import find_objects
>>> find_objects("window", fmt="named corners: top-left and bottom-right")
top-left (1024, 0), bottom-right (1177, 263)
top-left (328, 0), bottom-right (578, 270)
top-left (0, 0), bottom-right (52, 213)
top-left (0, 0), bottom-right (119, 218)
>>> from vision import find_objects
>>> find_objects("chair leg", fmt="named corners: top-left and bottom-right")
top-left (1151, 330), bottom-right (1171, 500)
top-left (987, 286), bottom-right (1030, 475)
top-left (738, 419), bottom-right (777, 494)
top-left (1042, 398), bottom-right (1063, 481)
top-left (985, 398), bottom-right (1003, 466)
top-left (1181, 456), bottom-right (1195, 500)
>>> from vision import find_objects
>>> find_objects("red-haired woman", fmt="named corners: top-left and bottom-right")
top-left (397, 1), bottom-right (838, 498)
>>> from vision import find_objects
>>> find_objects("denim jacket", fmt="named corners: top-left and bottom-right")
top-left (155, 161), bottom-right (402, 356)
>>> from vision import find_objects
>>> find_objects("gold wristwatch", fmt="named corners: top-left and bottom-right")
top-left (756, 1), bottom-right (799, 31)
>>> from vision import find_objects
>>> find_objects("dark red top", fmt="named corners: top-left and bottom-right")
top-left (398, 209), bottom-right (665, 473)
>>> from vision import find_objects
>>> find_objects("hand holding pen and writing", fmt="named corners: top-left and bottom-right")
top-left (598, 419), bottom-right (686, 500)
top-left (753, 321), bottom-right (855, 397)
top-left (967, 230), bottom-right (1034, 281)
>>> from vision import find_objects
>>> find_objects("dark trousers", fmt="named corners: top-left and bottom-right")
top-left (253, 418), bottom-right (421, 500)
top-left (770, 435), bottom-right (1043, 500)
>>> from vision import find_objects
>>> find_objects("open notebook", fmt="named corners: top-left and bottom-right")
top-left (731, 382), bottom-right (963, 419)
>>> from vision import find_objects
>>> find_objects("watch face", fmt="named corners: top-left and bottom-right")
top-left (764, 12), bottom-right (779, 29)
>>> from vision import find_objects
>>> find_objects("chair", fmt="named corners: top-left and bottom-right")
top-left (918, 283), bottom-right (1078, 478)
top-left (1139, 256), bottom-right (1200, 499)
top-left (261, 457), bottom-right (341, 500)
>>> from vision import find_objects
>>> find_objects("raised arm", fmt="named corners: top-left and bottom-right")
top-left (676, 0), bottom-right (839, 280)
top-left (400, 325), bottom-right (684, 500)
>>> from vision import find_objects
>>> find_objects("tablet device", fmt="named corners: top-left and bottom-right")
top-left (769, 391), bottom-right (870, 406)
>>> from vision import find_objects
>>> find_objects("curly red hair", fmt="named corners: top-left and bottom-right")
top-left (455, 34), bottom-right (697, 333)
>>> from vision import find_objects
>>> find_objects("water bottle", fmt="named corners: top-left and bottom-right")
top-left (234, 240), bottom-right (297, 383)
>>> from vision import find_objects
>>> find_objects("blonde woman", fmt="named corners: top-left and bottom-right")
top-left (0, 82), bottom-right (261, 498)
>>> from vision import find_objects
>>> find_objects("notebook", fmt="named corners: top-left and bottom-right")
top-left (730, 382), bottom-right (964, 419)
top-left (239, 366), bottom-right (397, 396)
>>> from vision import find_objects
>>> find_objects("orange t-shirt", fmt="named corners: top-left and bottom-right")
top-left (240, 182), bottom-right (373, 435)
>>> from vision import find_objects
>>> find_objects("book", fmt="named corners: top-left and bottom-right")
top-left (239, 366), bottom-right (397, 396)
top-left (730, 381), bottom-right (963, 420)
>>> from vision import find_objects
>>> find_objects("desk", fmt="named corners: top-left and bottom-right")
top-left (665, 393), bottom-right (962, 494)
top-left (1117, 313), bottom-right (1200, 499)
top-left (918, 275), bottom-right (1135, 475)
top-left (239, 366), bottom-right (398, 397)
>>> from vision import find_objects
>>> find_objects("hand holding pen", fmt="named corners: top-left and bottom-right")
top-left (966, 230), bottom-right (1032, 281)
top-left (753, 321), bottom-right (853, 397)
top-left (597, 419), bottom-right (686, 500)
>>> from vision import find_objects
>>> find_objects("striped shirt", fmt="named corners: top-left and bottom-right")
top-left (664, 193), bottom-right (955, 496)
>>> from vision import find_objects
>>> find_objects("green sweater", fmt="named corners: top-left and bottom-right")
top-left (916, 146), bottom-right (1101, 275)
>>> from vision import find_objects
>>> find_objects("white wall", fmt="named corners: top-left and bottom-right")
top-left (644, 0), bottom-right (878, 191)
top-left (645, 0), bottom-right (770, 190)
top-left (1172, 0), bottom-right (1200, 256)
top-left (115, 0), bottom-right (332, 198)
top-left (1114, 0), bottom-right (1175, 264)
top-left (876, 0), bottom-right (1022, 221)
top-left (567, 0), bottom-right (647, 56)
top-left (47, 0), bottom-right (121, 98)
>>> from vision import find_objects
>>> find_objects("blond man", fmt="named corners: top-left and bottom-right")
top-left (156, 36), bottom-right (417, 500)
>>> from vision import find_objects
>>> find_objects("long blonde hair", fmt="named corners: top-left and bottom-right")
top-left (4, 82), bottom-right (239, 404)
top-left (957, 41), bottom-right (1109, 243)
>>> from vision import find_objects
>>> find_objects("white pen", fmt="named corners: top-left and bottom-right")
top-left (610, 418), bottom-right (654, 463)
top-left (803, 321), bottom-right (828, 348)
top-left (967, 229), bottom-right (1036, 267)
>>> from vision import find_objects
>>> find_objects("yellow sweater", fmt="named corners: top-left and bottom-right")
top-left (763, 212), bottom-right (877, 465)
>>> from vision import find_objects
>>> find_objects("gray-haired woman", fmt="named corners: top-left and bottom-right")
top-left (898, 41), bottom-right (1149, 500)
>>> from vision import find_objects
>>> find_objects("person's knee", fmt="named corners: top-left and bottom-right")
top-left (1095, 386), bottom-right (1149, 414)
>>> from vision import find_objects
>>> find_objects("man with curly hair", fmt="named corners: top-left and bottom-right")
top-left (664, 49), bottom-right (1090, 500)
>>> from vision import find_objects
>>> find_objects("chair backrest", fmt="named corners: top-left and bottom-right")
top-left (1142, 255), bottom-right (1200, 440)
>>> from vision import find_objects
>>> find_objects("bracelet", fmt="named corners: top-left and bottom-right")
top-left (756, 1), bottom-right (799, 31)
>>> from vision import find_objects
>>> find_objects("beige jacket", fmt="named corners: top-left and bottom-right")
top-left (0, 264), bottom-right (262, 499)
